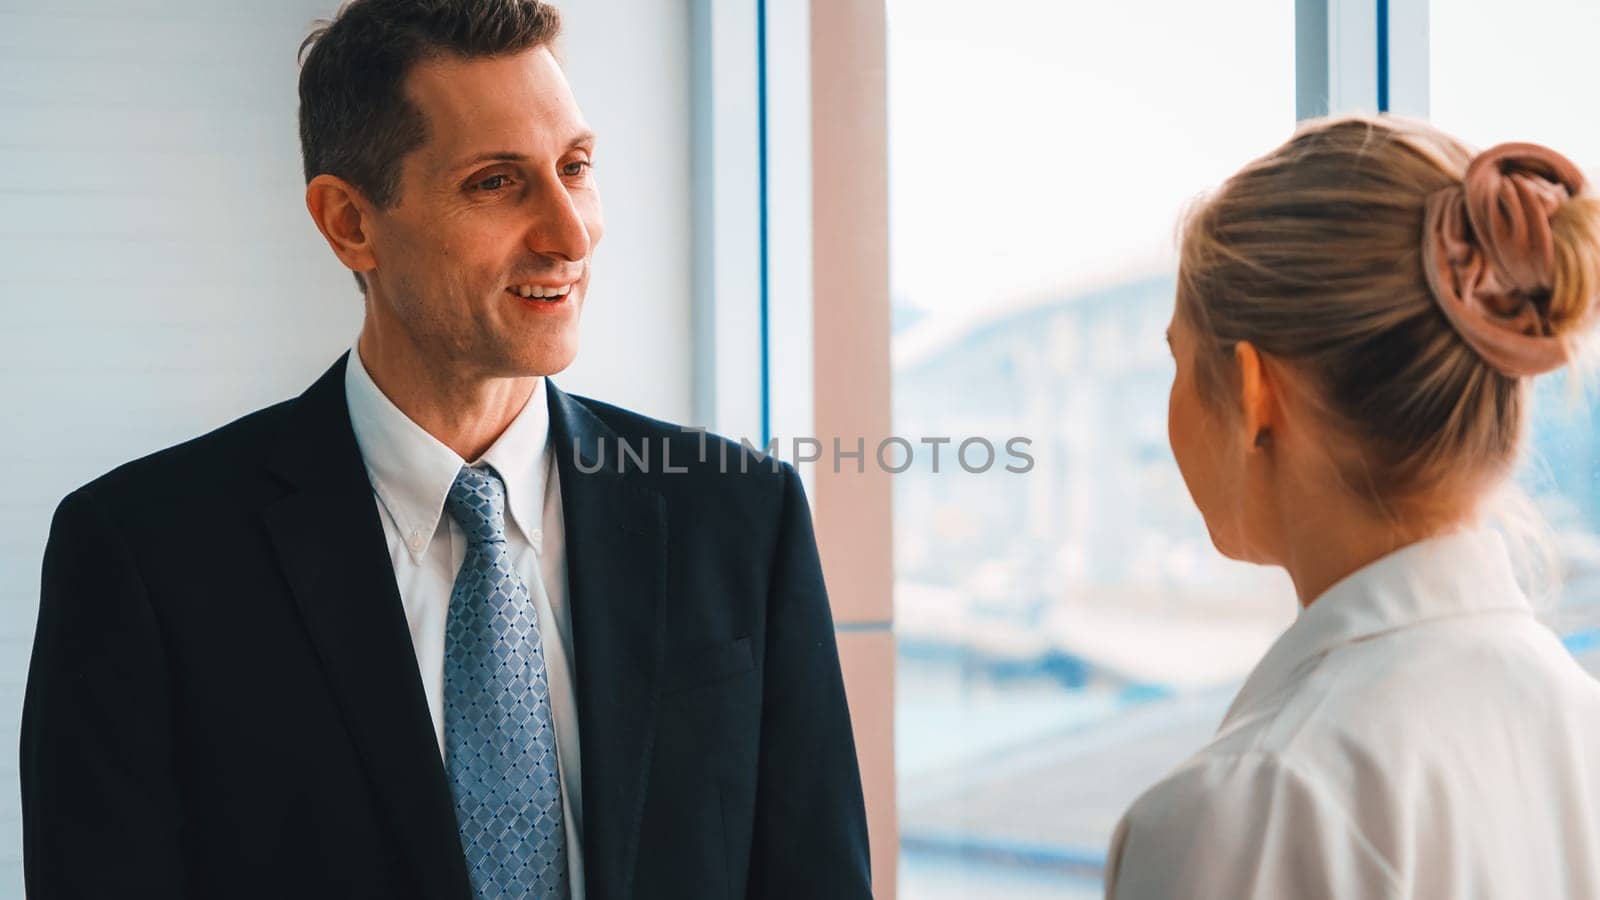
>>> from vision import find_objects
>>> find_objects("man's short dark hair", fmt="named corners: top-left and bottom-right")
top-left (298, 0), bottom-right (563, 211)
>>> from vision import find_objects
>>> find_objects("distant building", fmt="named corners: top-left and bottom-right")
top-left (891, 271), bottom-right (1600, 685)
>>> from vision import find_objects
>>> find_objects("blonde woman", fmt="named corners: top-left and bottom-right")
top-left (1106, 116), bottom-right (1600, 899)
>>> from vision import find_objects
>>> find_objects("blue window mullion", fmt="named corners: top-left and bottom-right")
top-left (1377, 0), bottom-right (1390, 111)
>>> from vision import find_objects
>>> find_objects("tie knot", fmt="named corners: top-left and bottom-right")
top-left (444, 465), bottom-right (509, 546)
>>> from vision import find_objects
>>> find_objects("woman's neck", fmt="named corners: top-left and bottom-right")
top-left (1272, 488), bottom-right (1473, 608)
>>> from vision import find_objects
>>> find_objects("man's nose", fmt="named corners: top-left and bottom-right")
top-left (524, 177), bottom-right (592, 263)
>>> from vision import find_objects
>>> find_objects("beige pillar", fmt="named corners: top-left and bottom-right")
top-left (809, 1), bottom-right (897, 896)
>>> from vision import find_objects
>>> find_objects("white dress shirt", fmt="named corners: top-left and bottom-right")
top-left (1106, 528), bottom-right (1600, 899)
top-left (344, 347), bottom-right (586, 898)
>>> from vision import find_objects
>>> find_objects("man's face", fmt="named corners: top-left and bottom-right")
top-left (363, 45), bottom-right (603, 378)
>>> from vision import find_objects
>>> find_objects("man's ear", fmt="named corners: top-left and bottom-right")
top-left (305, 174), bottom-right (378, 280)
top-left (1234, 339), bottom-right (1278, 450)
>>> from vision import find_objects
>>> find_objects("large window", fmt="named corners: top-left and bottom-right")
top-left (887, 1), bottom-right (1600, 897)
top-left (887, 2), bottom-right (1296, 896)
top-left (1430, 0), bottom-right (1600, 168)
top-left (1431, 0), bottom-right (1600, 670)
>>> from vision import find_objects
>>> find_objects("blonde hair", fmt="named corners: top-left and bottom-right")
top-left (1178, 114), bottom-right (1600, 515)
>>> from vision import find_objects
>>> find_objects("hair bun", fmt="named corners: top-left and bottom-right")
top-left (1422, 141), bottom-right (1590, 376)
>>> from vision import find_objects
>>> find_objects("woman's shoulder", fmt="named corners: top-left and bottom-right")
top-left (1221, 613), bottom-right (1588, 766)
top-left (1118, 748), bottom-right (1316, 831)
top-left (1284, 614), bottom-right (1600, 755)
top-left (1105, 749), bottom-right (1403, 900)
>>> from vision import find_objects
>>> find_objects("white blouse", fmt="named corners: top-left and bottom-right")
top-left (1105, 528), bottom-right (1600, 899)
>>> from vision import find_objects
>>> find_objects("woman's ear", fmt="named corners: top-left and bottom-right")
top-left (1234, 340), bottom-right (1277, 450)
top-left (305, 174), bottom-right (378, 279)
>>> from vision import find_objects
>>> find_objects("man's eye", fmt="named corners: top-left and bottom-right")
top-left (473, 174), bottom-right (511, 192)
top-left (563, 161), bottom-right (592, 177)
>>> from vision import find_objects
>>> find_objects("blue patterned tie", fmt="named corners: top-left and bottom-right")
top-left (442, 465), bottom-right (570, 899)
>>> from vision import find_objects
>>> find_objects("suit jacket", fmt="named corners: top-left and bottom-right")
top-left (21, 353), bottom-right (872, 900)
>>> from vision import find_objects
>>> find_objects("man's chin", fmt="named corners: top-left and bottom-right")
top-left (505, 338), bottom-right (579, 379)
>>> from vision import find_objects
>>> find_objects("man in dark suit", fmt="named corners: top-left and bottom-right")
top-left (19, 1), bottom-right (872, 897)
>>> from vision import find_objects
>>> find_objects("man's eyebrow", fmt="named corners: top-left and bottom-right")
top-left (448, 151), bottom-right (527, 173)
top-left (448, 131), bottom-right (598, 173)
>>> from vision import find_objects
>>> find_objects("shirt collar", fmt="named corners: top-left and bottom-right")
top-left (1222, 527), bottom-right (1533, 728)
top-left (475, 376), bottom-right (552, 556)
top-left (343, 346), bottom-right (552, 562)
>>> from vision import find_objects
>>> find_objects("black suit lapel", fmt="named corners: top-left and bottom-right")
top-left (259, 353), bottom-right (471, 900)
top-left (548, 383), bottom-right (667, 900)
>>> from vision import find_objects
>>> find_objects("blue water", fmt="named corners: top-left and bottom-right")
top-left (895, 657), bottom-right (1156, 779)
top-left (900, 849), bottom-right (1103, 900)
top-left (894, 657), bottom-right (1162, 898)
top-left (1565, 627), bottom-right (1600, 655)
top-left (894, 637), bottom-right (1600, 900)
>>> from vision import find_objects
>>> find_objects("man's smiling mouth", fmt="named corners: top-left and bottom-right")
top-left (506, 282), bottom-right (574, 301)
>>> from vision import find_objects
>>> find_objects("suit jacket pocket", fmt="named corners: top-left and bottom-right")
top-left (662, 636), bottom-right (754, 695)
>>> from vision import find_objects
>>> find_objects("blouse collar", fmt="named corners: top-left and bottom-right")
top-left (1222, 527), bottom-right (1534, 728)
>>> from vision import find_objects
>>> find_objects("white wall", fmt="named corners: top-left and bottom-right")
top-left (560, 0), bottom-right (694, 418)
top-left (0, 1), bottom-right (694, 893)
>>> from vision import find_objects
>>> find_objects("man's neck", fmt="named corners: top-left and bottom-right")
top-left (355, 326), bottom-right (538, 463)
